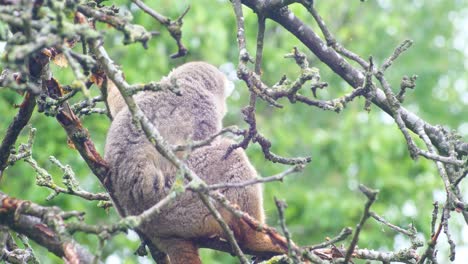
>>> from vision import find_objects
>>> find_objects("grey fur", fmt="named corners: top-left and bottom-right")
top-left (105, 62), bottom-right (282, 263)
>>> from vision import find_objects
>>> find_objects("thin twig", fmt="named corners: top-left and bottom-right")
top-left (131, 0), bottom-right (189, 57)
top-left (204, 165), bottom-right (304, 190)
top-left (304, 2), bottom-right (369, 69)
top-left (172, 126), bottom-right (244, 152)
top-left (344, 185), bottom-right (378, 263)
top-left (307, 227), bottom-right (353, 250)
top-left (275, 197), bottom-right (300, 263)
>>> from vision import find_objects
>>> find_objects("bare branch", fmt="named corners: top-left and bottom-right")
top-left (275, 198), bottom-right (300, 263)
top-left (344, 184), bottom-right (379, 263)
top-left (131, 0), bottom-right (189, 58)
top-left (77, 4), bottom-right (153, 47)
top-left (307, 227), bottom-right (353, 251)
top-left (0, 93), bottom-right (36, 178)
top-left (380, 40), bottom-right (413, 73)
top-left (0, 192), bottom-right (95, 263)
top-left (303, 2), bottom-right (369, 69)
top-left (241, 0), bottom-right (467, 159)
top-left (172, 126), bottom-right (244, 152)
top-left (204, 164), bottom-right (304, 191)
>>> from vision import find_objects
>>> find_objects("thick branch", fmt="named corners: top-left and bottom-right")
top-left (0, 93), bottom-right (36, 177)
top-left (0, 192), bottom-right (94, 263)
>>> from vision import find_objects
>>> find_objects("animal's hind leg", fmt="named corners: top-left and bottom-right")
top-left (157, 238), bottom-right (201, 264)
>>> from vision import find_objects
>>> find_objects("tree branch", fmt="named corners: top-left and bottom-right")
top-left (0, 93), bottom-right (36, 179)
top-left (0, 192), bottom-right (95, 263)
top-left (241, 0), bottom-right (467, 157)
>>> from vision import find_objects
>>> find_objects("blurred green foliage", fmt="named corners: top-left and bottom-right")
top-left (0, 0), bottom-right (467, 263)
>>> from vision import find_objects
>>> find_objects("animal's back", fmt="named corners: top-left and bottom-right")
top-left (104, 81), bottom-right (222, 215)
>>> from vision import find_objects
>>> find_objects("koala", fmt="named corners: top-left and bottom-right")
top-left (104, 62), bottom-right (286, 263)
